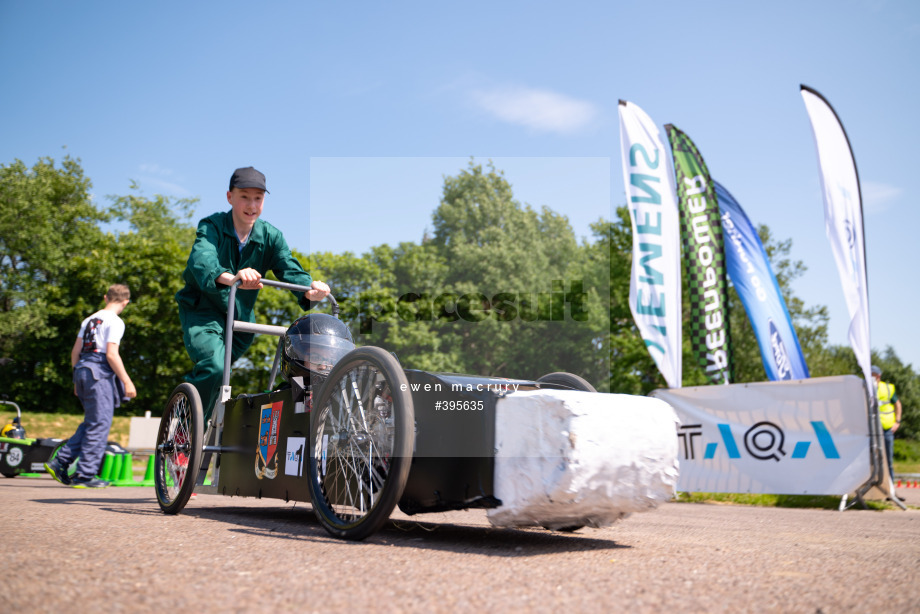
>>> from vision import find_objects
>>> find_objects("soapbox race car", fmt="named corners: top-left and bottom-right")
top-left (0, 400), bottom-right (63, 478)
top-left (154, 279), bottom-right (678, 541)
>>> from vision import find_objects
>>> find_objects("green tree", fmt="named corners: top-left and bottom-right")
top-left (309, 161), bottom-right (609, 387)
top-left (106, 186), bottom-right (198, 413)
top-left (0, 156), bottom-right (203, 415)
top-left (425, 162), bottom-right (594, 380)
top-left (407, 161), bottom-right (606, 384)
top-left (0, 156), bottom-right (109, 410)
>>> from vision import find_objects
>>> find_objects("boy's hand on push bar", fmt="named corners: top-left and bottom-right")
top-left (234, 268), bottom-right (263, 290)
top-left (305, 280), bottom-right (330, 302)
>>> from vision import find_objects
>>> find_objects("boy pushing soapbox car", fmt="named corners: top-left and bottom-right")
top-left (154, 279), bottom-right (679, 541)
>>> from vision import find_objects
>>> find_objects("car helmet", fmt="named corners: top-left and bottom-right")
top-left (1, 419), bottom-right (25, 439)
top-left (281, 313), bottom-right (355, 389)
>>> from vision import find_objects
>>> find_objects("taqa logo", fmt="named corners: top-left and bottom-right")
top-left (769, 319), bottom-right (792, 380)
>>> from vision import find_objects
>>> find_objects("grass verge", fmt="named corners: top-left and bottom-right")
top-left (2, 411), bottom-right (132, 448)
top-left (674, 491), bottom-right (890, 510)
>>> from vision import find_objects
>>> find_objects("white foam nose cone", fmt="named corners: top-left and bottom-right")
top-left (488, 389), bottom-right (679, 529)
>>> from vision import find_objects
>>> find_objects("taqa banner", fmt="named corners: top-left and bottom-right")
top-left (618, 101), bottom-right (682, 389)
top-left (653, 376), bottom-right (872, 495)
top-left (800, 86), bottom-right (872, 388)
top-left (715, 181), bottom-right (810, 381)
top-left (665, 125), bottom-right (732, 385)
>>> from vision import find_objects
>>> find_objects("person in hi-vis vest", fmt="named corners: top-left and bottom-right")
top-left (872, 365), bottom-right (902, 484)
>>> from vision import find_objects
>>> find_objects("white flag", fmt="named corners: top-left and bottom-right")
top-left (618, 100), bottom-right (682, 388)
top-left (800, 86), bottom-right (872, 387)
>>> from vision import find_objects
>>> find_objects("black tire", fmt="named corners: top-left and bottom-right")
top-left (154, 383), bottom-right (203, 514)
top-left (537, 372), bottom-right (597, 392)
top-left (545, 524), bottom-right (583, 533)
top-left (537, 372), bottom-right (594, 532)
top-left (0, 444), bottom-right (23, 477)
top-left (308, 346), bottom-right (415, 541)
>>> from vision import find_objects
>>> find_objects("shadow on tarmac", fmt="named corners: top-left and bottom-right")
top-left (178, 503), bottom-right (631, 557)
top-left (27, 480), bottom-right (631, 557)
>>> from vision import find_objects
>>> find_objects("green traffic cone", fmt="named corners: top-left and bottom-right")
top-left (109, 453), bottom-right (124, 484)
top-left (99, 452), bottom-right (116, 481)
top-left (114, 452), bottom-right (138, 486)
top-left (141, 455), bottom-right (155, 487)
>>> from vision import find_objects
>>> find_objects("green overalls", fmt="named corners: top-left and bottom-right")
top-left (176, 211), bottom-right (313, 420)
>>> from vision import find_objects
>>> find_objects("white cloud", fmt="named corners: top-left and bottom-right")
top-left (136, 177), bottom-right (193, 197)
top-left (136, 163), bottom-right (192, 197)
top-left (470, 85), bottom-right (598, 135)
top-left (139, 163), bottom-right (174, 176)
top-left (861, 180), bottom-right (902, 214)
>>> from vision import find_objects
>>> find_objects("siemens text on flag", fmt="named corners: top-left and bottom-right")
top-left (617, 101), bottom-right (682, 388)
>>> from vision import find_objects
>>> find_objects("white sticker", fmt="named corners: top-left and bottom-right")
top-left (322, 434), bottom-right (328, 476)
top-left (6, 447), bottom-right (23, 467)
top-left (294, 401), bottom-right (305, 415)
top-left (285, 437), bottom-right (306, 477)
top-left (31, 463), bottom-right (45, 472)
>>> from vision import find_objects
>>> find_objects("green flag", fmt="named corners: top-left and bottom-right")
top-left (665, 124), bottom-right (732, 384)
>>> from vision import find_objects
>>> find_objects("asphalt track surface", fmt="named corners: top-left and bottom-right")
top-left (4, 477), bottom-right (919, 613)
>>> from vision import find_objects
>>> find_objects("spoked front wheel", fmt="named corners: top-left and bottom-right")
top-left (154, 383), bottom-right (203, 514)
top-left (308, 347), bottom-right (415, 540)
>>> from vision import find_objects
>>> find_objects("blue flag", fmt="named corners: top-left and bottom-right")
top-left (714, 181), bottom-right (809, 380)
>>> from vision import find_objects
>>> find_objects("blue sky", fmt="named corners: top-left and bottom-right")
top-left (2, 1), bottom-right (918, 371)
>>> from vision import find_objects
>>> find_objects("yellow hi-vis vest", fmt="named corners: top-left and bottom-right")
top-left (878, 381), bottom-right (897, 430)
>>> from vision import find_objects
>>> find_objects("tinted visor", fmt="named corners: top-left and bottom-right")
top-left (284, 333), bottom-right (355, 375)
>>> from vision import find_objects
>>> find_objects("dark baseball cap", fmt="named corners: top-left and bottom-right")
top-left (229, 167), bottom-right (269, 193)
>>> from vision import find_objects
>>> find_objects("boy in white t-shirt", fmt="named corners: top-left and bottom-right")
top-left (45, 284), bottom-right (137, 488)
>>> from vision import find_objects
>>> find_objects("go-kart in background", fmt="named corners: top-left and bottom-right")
top-left (0, 410), bottom-right (147, 480)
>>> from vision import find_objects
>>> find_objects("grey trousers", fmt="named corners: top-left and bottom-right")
top-left (57, 366), bottom-right (116, 480)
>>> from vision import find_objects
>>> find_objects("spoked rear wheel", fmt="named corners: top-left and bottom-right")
top-left (308, 347), bottom-right (414, 541)
top-left (154, 383), bottom-right (203, 514)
